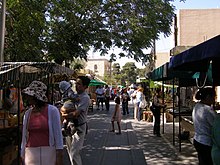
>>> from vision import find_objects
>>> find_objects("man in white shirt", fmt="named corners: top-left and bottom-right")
top-left (95, 86), bottom-right (105, 110)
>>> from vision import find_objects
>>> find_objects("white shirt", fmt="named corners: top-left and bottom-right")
top-left (96, 88), bottom-right (105, 98)
top-left (192, 102), bottom-right (216, 146)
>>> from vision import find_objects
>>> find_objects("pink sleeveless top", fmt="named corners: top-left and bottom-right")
top-left (26, 106), bottom-right (49, 147)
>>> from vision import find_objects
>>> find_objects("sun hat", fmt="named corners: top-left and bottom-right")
top-left (22, 80), bottom-right (48, 102)
top-left (59, 81), bottom-right (71, 94)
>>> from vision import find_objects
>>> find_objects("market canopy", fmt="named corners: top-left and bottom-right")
top-left (149, 62), bottom-right (196, 81)
top-left (169, 35), bottom-right (220, 85)
top-left (169, 35), bottom-right (220, 72)
top-left (0, 62), bottom-right (77, 86)
top-left (89, 79), bottom-right (107, 86)
top-left (149, 62), bottom-right (213, 87)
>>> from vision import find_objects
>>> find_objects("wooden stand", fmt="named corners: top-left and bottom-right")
top-left (142, 111), bottom-right (153, 122)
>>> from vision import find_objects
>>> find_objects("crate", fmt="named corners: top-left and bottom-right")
top-left (142, 111), bottom-right (153, 122)
top-left (0, 111), bottom-right (9, 119)
top-left (0, 145), bottom-right (17, 165)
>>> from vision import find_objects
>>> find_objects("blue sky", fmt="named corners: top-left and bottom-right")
top-left (173, 0), bottom-right (220, 10)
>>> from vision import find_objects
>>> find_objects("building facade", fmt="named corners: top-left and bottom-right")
top-left (155, 52), bottom-right (170, 69)
top-left (178, 9), bottom-right (220, 46)
top-left (170, 8), bottom-right (220, 56)
top-left (85, 58), bottom-right (111, 78)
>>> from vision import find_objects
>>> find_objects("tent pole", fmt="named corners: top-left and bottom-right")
top-left (178, 85), bottom-right (181, 152)
top-left (17, 71), bottom-right (21, 165)
top-left (162, 80), bottom-right (165, 134)
top-left (172, 78), bottom-right (175, 146)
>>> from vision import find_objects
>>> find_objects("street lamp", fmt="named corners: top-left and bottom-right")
top-left (0, 0), bottom-right (6, 62)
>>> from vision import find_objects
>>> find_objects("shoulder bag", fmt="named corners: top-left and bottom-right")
top-left (139, 94), bottom-right (147, 109)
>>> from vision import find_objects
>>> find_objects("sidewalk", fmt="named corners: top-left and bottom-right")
top-left (64, 101), bottom-right (198, 165)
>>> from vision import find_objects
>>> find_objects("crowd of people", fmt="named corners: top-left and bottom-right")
top-left (19, 80), bottom-right (151, 164)
top-left (16, 76), bottom-right (220, 165)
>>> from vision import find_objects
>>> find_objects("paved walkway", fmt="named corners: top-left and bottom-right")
top-left (64, 101), bottom-right (198, 165)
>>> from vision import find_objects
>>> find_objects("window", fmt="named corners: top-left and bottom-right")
top-left (94, 64), bottom-right (98, 72)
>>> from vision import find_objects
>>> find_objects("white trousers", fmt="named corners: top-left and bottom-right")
top-left (25, 146), bottom-right (56, 165)
top-left (66, 124), bottom-right (86, 165)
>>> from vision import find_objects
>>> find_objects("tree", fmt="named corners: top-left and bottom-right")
top-left (70, 58), bottom-right (86, 72)
top-left (136, 68), bottom-right (146, 78)
top-left (4, 0), bottom-right (177, 64)
top-left (5, 0), bottom-right (48, 61)
top-left (112, 63), bottom-right (122, 85)
top-left (121, 62), bottom-right (138, 85)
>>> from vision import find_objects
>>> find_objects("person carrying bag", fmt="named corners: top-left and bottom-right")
top-left (151, 88), bottom-right (166, 137)
top-left (139, 93), bottom-right (147, 109)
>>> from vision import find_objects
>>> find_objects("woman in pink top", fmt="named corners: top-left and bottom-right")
top-left (21, 81), bottom-right (63, 165)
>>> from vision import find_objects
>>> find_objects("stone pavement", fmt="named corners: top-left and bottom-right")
top-left (64, 101), bottom-right (199, 165)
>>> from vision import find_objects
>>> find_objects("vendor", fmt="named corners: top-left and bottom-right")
top-left (2, 87), bottom-right (13, 111)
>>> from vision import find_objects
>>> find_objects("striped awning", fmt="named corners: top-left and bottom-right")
top-left (0, 62), bottom-right (77, 85)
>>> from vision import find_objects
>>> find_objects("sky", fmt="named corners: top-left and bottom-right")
top-left (88, 0), bottom-right (220, 68)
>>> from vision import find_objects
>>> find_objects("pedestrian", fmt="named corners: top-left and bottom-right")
top-left (135, 87), bottom-right (145, 121)
top-left (2, 87), bottom-right (13, 111)
top-left (95, 85), bottom-right (105, 110)
top-left (109, 96), bottom-right (122, 135)
top-left (20, 80), bottom-right (63, 165)
top-left (131, 87), bottom-right (138, 120)
top-left (151, 88), bottom-right (166, 137)
top-left (121, 88), bottom-right (130, 115)
top-left (62, 76), bottom-right (91, 165)
top-left (104, 85), bottom-right (110, 111)
top-left (212, 113), bottom-right (220, 165)
top-left (192, 87), bottom-right (216, 165)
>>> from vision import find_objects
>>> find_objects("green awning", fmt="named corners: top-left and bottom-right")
top-left (149, 62), bottom-right (213, 87)
top-left (89, 79), bottom-right (106, 86)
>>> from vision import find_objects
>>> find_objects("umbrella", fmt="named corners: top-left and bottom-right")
top-left (89, 79), bottom-right (106, 86)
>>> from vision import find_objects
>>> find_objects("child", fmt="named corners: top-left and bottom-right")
top-left (59, 81), bottom-right (79, 136)
top-left (110, 96), bottom-right (122, 135)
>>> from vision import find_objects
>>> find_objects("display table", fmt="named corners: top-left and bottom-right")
top-left (180, 116), bottom-right (194, 143)
top-left (166, 107), bottom-right (192, 122)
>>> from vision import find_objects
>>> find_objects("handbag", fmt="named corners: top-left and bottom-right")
top-left (24, 110), bottom-right (56, 165)
top-left (139, 94), bottom-right (147, 109)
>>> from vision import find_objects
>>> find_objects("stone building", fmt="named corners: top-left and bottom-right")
top-left (84, 58), bottom-right (111, 78)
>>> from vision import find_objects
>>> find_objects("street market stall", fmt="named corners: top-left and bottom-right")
top-left (168, 34), bottom-right (220, 152)
top-left (0, 62), bottom-right (76, 165)
top-left (149, 61), bottom-right (213, 151)
top-left (87, 78), bottom-right (107, 111)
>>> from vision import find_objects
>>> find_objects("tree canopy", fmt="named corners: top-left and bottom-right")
top-left (121, 62), bottom-right (138, 85)
top-left (4, 0), bottom-right (177, 64)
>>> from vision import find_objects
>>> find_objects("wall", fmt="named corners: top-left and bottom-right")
top-left (85, 58), bottom-right (111, 77)
top-left (155, 52), bottom-right (170, 69)
top-left (178, 9), bottom-right (220, 46)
